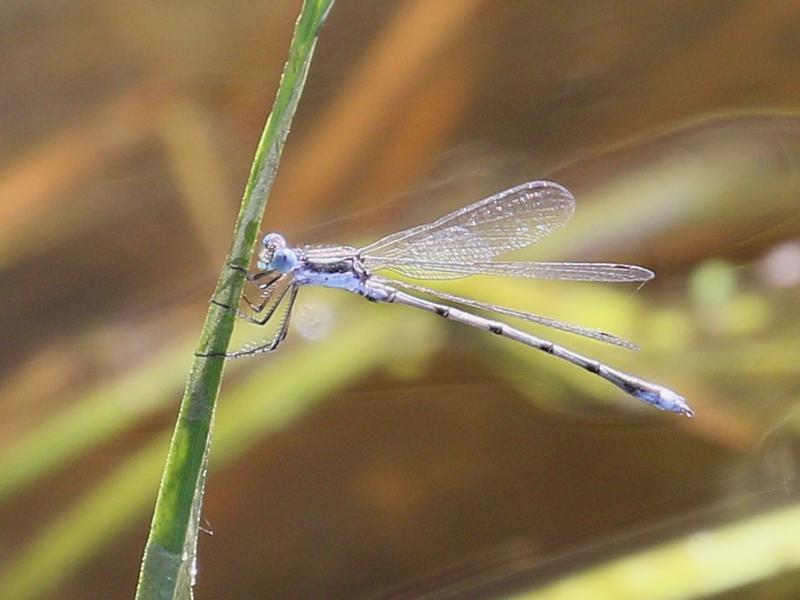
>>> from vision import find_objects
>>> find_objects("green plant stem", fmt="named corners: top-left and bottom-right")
top-left (135, 2), bottom-right (335, 598)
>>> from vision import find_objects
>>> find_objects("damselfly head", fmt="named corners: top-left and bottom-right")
top-left (257, 233), bottom-right (298, 273)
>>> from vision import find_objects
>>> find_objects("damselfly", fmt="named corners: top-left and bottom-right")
top-left (215, 180), bottom-right (692, 417)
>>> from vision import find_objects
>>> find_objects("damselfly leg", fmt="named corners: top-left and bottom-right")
top-left (242, 275), bottom-right (288, 320)
top-left (214, 273), bottom-right (290, 326)
top-left (226, 285), bottom-right (300, 358)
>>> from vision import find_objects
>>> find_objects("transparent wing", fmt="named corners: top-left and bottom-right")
top-left (363, 258), bottom-right (654, 282)
top-left (360, 181), bottom-right (575, 275)
top-left (372, 276), bottom-right (638, 349)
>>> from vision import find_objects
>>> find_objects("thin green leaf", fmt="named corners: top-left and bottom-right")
top-left (136, 1), bottom-right (336, 598)
top-left (508, 503), bottom-right (800, 600)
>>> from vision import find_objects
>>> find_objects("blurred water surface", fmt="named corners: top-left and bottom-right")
top-left (1, 1), bottom-right (800, 598)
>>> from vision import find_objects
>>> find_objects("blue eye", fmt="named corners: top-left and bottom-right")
top-left (272, 248), bottom-right (297, 273)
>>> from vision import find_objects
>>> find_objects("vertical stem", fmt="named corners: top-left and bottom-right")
top-left (136, 2), bottom-right (335, 598)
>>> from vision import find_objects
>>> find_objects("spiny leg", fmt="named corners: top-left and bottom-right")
top-left (243, 282), bottom-right (292, 326)
top-left (219, 261), bottom-right (258, 294)
top-left (240, 270), bottom-right (283, 313)
top-left (250, 271), bottom-right (282, 288)
top-left (221, 262), bottom-right (282, 304)
top-left (211, 269), bottom-right (286, 319)
top-left (225, 261), bottom-right (276, 285)
top-left (226, 285), bottom-right (300, 358)
top-left (212, 279), bottom-right (290, 326)
top-left (243, 275), bottom-right (286, 316)
top-left (199, 285), bottom-right (299, 359)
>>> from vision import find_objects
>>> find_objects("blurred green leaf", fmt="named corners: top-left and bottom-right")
top-left (509, 502), bottom-right (800, 600)
top-left (0, 306), bottom-right (432, 600)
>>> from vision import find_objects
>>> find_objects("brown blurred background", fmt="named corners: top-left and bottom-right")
top-left (2, 1), bottom-right (800, 598)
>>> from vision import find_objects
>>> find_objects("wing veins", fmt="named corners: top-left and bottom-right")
top-left (365, 259), bottom-right (655, 282)
top-left (360, 180), bottom-right (575, 262)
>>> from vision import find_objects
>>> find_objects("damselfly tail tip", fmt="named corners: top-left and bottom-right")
top-left (663, 390), bottom-right (694, 418)
top-left (670, 398), bottom-right (694, 418)
top-left (632, 383), bottom-right (693, 418)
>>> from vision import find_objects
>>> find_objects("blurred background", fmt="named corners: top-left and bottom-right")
top-left (2, 1), bottom-right (800, 598)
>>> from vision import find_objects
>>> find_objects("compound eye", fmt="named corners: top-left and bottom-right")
top-left (262, 233), bottom-right (286, 249)
top-left (257, 233), bottom-right (289, 271)
top-left (272, 247), bottom-right (298, 273)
